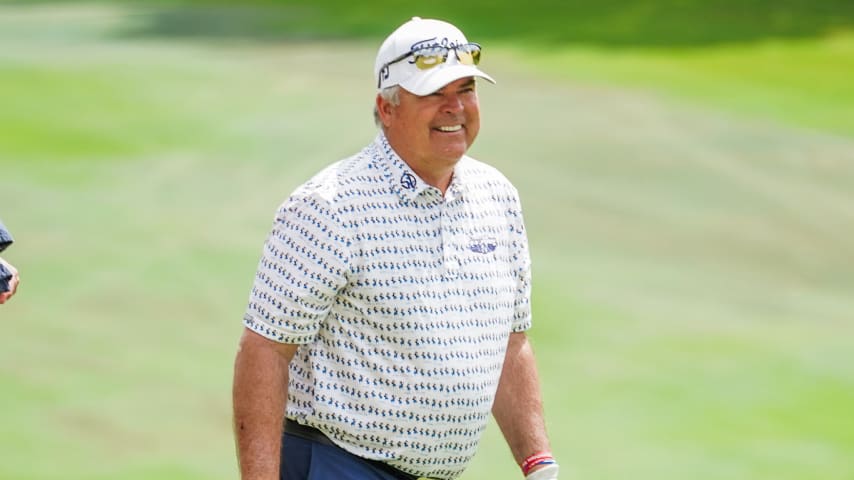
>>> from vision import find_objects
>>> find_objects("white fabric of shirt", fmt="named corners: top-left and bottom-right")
top-left (244, 133), bottom-right (532, 479)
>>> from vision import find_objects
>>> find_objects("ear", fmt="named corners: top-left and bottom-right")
top-left (375, 94), bottom-right (395, 128)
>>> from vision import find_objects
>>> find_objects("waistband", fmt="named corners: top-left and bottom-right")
top-left (283, 419), bottom-right (439, 480)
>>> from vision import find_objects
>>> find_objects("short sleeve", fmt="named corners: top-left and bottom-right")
top-left (243, 193), bottom-right (351, 343)
top-left (509, 194), bottom-right (532, 333)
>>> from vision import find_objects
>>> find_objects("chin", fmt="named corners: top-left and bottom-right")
top-left (438, 145), bottom-right (468, 162)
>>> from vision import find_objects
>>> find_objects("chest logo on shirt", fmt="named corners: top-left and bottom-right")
top-left (400, 172), bottom-right (417, 190)
top-left (469, 237), bottom-right (497, 254)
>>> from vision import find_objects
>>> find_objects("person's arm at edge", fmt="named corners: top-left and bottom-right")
top-left (492, 331), bottom-right (554, 475)
top-left (233, 327), bottom-right (299, 480)
top-left (0, 257), bottom-right (19, 304)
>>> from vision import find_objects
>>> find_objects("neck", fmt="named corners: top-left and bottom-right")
top-left (411, 164), bottom-right (454, 195)
top-left (384, 133), bottom-right (459, 196)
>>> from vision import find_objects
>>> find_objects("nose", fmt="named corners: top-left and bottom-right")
top-left (441, 92), bottom-right (464, 114)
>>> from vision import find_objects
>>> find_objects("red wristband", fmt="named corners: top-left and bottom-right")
top-left (521, 451), bottom-right (555, 476)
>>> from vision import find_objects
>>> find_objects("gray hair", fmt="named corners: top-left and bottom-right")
top-left (373, 85), bottom-right (401, 128)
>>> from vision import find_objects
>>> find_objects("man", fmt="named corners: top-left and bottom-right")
top-left (233, 17), bottom-right (559, 480)
top-left (0, 219), bottom-right (19, 304)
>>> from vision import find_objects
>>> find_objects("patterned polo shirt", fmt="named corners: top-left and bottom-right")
top-left (244, 133), bottom-right (532, 479)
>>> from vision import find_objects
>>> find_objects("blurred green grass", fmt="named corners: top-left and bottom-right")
top-left (1, 3), bottom-right (853, 480)
top-left (515, 32), bottom-right (854, 137)
top-left (6, 0), bottom-right (854, 136)
top-left (85, 0), bottom-right (854, 46)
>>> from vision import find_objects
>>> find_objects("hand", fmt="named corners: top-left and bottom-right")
top-left (525, 464), bottom-right (559, 480)
top-left (0, 257), bottom-right (19, 304)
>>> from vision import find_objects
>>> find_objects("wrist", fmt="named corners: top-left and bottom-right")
top-left (520, 451), bottom-right (555, 476)
top-left (520, 451), bottom-right (559, 479)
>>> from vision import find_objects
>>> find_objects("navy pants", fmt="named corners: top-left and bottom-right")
top-left (280, 432), bottom-right (406, 480)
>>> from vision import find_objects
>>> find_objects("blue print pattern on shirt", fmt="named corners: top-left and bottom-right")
top-left (244, 134), bottom-right (532, 479)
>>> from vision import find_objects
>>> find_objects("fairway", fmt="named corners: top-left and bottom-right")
top-left (1, 4), bottom-right (853, 480)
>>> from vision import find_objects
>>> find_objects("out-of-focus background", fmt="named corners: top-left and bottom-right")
top-left (1, 1), bottom-right (853, 479)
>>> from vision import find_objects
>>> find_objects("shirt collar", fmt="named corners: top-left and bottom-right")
top-left (373, 132), bottom-right (470, 204)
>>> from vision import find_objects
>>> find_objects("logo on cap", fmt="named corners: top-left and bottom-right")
top-left (411, 36), bottom-right (463, 52)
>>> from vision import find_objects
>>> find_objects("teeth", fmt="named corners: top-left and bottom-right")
top-left (437, 125), bottom-right (462, 132)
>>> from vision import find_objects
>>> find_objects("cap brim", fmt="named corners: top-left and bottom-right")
top-left (400, 64), bottom-right (495, 96)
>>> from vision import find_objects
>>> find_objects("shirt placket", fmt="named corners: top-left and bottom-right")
top-left (438, 193), bottom-right (461, 280)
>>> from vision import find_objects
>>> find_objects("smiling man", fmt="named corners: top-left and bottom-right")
top-left (233, 17), bottom-right (559, 480)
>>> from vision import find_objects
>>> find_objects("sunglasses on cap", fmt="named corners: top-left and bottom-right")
top-left (377, 42), bottom-right (482, 88)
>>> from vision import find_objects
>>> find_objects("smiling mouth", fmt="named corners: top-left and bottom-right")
top-left (435, 124), bottom-right (463, 133)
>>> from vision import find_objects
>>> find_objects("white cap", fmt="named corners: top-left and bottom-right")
top-left (374, 17), bottom-right (495, 96)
